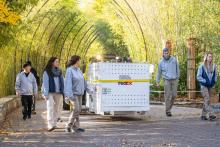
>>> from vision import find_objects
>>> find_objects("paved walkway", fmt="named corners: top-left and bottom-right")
top-left (0, 99), bottom-right (220, 147)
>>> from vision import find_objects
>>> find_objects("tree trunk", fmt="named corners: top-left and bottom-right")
top-left (187, 38), bottom-right (197, 99)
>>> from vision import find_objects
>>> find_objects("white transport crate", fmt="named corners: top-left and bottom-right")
top-left (86, 62), bottom-right (153, 115)
top-left (87, 62), bottom-right (151, 81)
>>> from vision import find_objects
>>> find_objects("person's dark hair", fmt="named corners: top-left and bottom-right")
top-left (23, 63), bottom-right (31, 69)
top-left (45, 57), bottom-right (58, 76)
top-left (26, 61), bottom-right (32, 66)
top-left (66, 55), bottom-right (81, 68)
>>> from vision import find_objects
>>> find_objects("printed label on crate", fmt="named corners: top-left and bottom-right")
top-left (102, 88), bottom-right (112, 94)
top-left (118, 82), bottom-right (132, 85)
top-left (118, 75), bottom-right (132, 85)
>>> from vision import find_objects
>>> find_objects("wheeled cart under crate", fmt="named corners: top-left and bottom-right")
top-left (86, 62), bottom-right (153, 116)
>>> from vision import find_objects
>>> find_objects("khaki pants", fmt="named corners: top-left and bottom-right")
top-left (201, 87), bottom-right (214, 117)
top-left (47, 93), bottom-right (63, 129)
top-left (164, 79), bottom-right (178, 113)
top-left (66, 96), bottom-right (82, 129)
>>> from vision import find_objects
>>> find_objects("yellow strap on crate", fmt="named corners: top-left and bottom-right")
top-left (94, 79), bottom-right (149, 83)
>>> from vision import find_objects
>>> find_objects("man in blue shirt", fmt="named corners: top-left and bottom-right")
top-left (15, 63), bottom-right (38, 120)
top-left (156, 41), bottom-right (180, 117)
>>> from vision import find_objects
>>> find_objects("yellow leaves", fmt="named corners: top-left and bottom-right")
top-left (0, 2), bottom-right (20, 25)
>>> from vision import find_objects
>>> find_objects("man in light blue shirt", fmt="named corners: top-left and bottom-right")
top-left (15, 63), bottom-right (38, 120)
top-left (156, 41), bottom-right (180, 117)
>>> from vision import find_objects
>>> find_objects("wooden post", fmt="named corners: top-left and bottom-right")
top-left (187, 38), bottom-right (196, 99)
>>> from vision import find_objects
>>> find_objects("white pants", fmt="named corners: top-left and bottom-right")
top-left (57, 95), bottom-right (63, 119)
top-left (47, 93), bottom-right (63, 129)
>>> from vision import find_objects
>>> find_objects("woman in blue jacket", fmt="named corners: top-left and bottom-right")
top-left (197, 52), bottom-right (217, 121)
top-left (42, 57), bottom-right (64, 131)
top-left (64, 55), bottom-right (92, 133)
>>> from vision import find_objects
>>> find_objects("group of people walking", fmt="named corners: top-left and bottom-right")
top-left (15, 55), bottom-right (91, 133)
top-left (15, 41), bottom-right (217, 134)
top-left (156, 40), bottom-right (217, 120)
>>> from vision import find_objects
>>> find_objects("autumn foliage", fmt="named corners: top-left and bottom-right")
top-left (0, 2), bottom-right (20, 25)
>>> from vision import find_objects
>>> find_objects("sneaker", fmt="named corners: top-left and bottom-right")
top-left (72, 128), bottom-right (85, 133)
top-left (65, 127), bottom-right (71, 133)
top-left (48, 126), bottom-right (56, 132)
top-left (166, 112), bottom-right (172, 117)
top-left (201, 116), bottom-right (208, 120)
top-left (57, 118), bottom-right (63, 122)
top-left (77, 128), bottom-right (85, 132)
top-left (23, 115), bottom-right (27, 121)
top-left (209, 115), bottom-right (216, 121)
top-left (71, 128), bottom-right (78, 133)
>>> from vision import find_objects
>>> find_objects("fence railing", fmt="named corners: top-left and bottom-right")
top-left (151, 90), bottom-right (203, 102)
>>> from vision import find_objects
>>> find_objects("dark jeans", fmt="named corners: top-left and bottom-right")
top-left (21, 95), bottom-right (33, 117)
